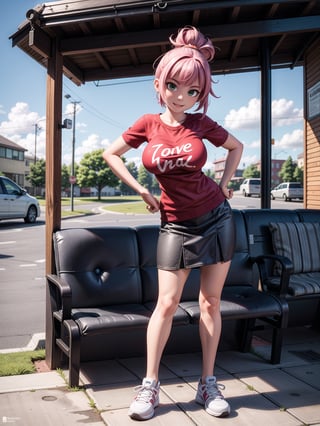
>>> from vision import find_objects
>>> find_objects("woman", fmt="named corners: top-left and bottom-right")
top-left (102, 26), bottom-right (243, 421)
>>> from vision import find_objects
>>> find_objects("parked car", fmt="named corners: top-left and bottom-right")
top-left (271, 182), bottom-right (303, 201)
top-left (0, 176), bottom-right (40, 223)
top-left (239, 178), bottom-right (261, 197)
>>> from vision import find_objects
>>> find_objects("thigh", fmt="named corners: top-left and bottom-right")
top-left (199, 262), bottom-right (231, 299)
top-left (157, 268), bottom-right (191, 302)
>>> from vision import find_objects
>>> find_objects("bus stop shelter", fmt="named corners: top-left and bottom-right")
top-left (10, 0), bottom-right (320, 273)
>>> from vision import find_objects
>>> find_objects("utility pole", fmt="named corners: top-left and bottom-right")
top-left (65, 95), bottom-right (80, 212)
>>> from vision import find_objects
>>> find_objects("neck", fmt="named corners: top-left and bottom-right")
top-left (160, 111), bottom-right (186, 126)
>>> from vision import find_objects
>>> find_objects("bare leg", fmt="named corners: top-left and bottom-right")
top-left (146, 268), bottom-right (190, 381)
top-left (198, 261), bottom-right (231, 381)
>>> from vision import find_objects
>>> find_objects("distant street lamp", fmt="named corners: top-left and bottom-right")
top-left (34, 123), bottom-right (40, 164)
top-left (33, 118), bottom-right (45, 196)
top-left (33, 118), bottom-right (46, 164)
top-left (65, 94), bottom-right (80, 212)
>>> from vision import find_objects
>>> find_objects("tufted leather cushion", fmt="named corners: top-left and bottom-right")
top-left (269, 222), bottom-right (320, 275)
top-left (53, 227), bottom-right (142, 308)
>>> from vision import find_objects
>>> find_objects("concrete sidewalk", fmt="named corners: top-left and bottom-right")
top-left (1, 326), bottom-right (320, 425)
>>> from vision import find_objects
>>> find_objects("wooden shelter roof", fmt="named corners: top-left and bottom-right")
top-left (10, 0), bottom-right (320, 85)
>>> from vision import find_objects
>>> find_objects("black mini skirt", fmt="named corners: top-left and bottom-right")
top-left (157, 200), bottom-right (235, 270)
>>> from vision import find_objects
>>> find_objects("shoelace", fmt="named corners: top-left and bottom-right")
top-left (205, 382), bottom-right (225, 400)
top-left (133, 385), bottom-right (156, 403)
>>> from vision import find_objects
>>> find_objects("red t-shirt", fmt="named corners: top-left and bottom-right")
top-left (122, 113), bottom-right (228, 222)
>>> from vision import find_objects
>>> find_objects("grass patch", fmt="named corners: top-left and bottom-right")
top-left (38, 196), bottom-right (153, 215)
top-left (0, 349), bottom-right (45, 376)
top-left (102, 201), bottom-right (149, 214)
top-left (80, 196), bottom-right (141, 204)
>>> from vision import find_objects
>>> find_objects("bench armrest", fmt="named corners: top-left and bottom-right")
top-left (47, 273), bottom-right (72, 321)
top-left (251, 254), bottom-right (293, 296)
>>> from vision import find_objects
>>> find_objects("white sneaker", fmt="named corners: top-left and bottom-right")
top-left (128, 378), bottom-right (160, 420)
top-left (195, 376), bottom-right (230, 417)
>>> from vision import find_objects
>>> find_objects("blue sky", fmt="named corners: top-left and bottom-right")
top-left (1, 1), bottom-right (304, 171)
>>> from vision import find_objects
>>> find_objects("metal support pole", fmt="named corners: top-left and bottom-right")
top-left (260, 38), bottom-right (272, 209)
top-left (70, 102), bottom-right (76, 212)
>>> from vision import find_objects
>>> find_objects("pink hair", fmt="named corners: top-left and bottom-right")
top-left (154, 26), bottom-right (216, 116)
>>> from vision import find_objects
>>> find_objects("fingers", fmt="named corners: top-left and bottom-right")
top-left (146, 204), bottom-right (159, 213)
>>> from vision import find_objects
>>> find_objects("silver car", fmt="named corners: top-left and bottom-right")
top-left (0, 176), bottom-right (40, 223)
top-left (271, 182), bottom-right (303, 201)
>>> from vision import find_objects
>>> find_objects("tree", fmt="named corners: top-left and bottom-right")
top-left (242, 164), bottom-right (260, 178)
top-left (76, 149), bottom-right (119, 200)
top-left (138, 165), bottom-right (153, 192)
top-left (27, 159), bottom-right (46, 189)
top-left (293, 165), bottom-right (303, 184)
top-left (205, 169), bottom-right (215, 179)
top-left (279, 156), bottom-right (297, 182)
top-left (119, 161), bottom-right (138, 195)
top-left (151, 175), bottom-right (160, 195)
top-left (61, 164), bottom-right (70, 191)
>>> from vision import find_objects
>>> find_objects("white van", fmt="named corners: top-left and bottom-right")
top-left (239, 178), bottom-right (261, 197)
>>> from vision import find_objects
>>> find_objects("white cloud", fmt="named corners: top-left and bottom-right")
top-left (63, 133), bottom-right (110, 164)
top-left (240, 153), bottom-right (259, 169)
top-left (0, 102), bottom-right (42, 136)
top-left (273, 128), bottom-right (303, 151)
top-left (0, 102), bottom-right (46, 158)
top-left (224, 97), bottom-right (303, 130)
top-left (64, 102), bottom-right (82, 117)
top-left (272, 99), bottom-right (302, 126)
top-left (224, 98), bottom-right (260, 130)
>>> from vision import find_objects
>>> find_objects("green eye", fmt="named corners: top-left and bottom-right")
top-left (188, 89), bottom-right (200, 97)
top-left (167, 82), bottom-right (177, 91)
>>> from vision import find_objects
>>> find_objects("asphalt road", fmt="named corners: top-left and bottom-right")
top-left (0, 194), bottom-right (303, 351)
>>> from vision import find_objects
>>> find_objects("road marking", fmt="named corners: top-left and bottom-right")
top-left (36, 259), bottom-right (46, 263)
top-left (19, 264), bottom-right (37, 267)
top-left (0, 241), bottom-right (16, 245)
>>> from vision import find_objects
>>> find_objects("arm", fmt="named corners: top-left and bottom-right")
top-left (219, 134), bottom-right (243, 199)
top-left (102, 136), bottom-right (160, 213)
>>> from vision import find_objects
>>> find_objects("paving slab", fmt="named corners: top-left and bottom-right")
top-left (0, 371), bottom-right (65, 393)
top-left (0, 388), bottom-right (104, 426)
top-left (237, 368), bottom-right (320, 425)
top-left (283, 363), bottom-right (320, 390)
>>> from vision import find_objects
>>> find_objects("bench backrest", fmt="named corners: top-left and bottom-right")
top-left (242, 209), bottom-right (300, 258)
top-left (242, 209), bottom-right (300, 277)
top-left (296, 209), bottom-right (320, 223)
top-left (53, 227), bottom-right (142, 308)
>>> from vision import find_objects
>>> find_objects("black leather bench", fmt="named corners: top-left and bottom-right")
top-left (46, 209), bottom-right (289, 387)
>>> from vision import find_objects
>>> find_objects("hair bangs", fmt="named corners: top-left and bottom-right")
top-left (170, 57), bottom-right (202, 87)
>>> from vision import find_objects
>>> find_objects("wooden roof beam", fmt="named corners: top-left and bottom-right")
top-left (60, 16), bottom-right (320, 55)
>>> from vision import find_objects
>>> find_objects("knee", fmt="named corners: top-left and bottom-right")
top-left (199, 295), bottom-right (220, 316)
top-left (156, 297), bottom-right (179, 318)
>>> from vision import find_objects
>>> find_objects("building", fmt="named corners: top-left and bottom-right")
top-left (213, 157), bottom-right (244, 185)
top-left (214, 157), bottom-right (289, 188)
top-left (297, 152), bottom-right (304, 169)
top-left (0, 135), bottom-right (29, 188)
top-left (255, 159), bottom-right (286, 187)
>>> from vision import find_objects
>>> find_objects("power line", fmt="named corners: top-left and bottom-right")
top-left (63, 83), bottom-right (125, 129)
